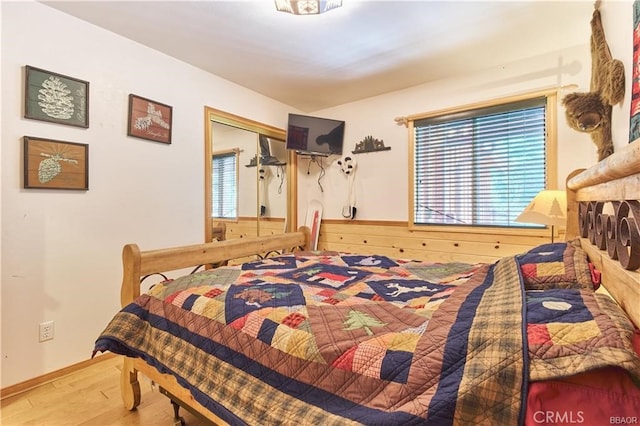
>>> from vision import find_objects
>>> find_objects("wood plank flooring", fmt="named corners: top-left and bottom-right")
top-left (1, 356), bottom-right (210, 426)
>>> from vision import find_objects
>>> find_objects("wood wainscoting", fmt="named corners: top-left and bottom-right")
top-left (224, 217), bottom-right (552, 263)
top-left (313, 219), bottom-right (553, 264)
top-left (222, 217), bottom-right (286, 240)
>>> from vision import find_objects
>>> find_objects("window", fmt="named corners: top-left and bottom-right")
top-left (412, 94), bottom-right (554, 229)
top-left (212, 149), bottom-right (238, 219)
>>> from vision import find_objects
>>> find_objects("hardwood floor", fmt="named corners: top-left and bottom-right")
top-left (1, 356), bottom-right (210, 426)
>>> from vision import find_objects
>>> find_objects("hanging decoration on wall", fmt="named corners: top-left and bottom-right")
top-left (630, 0), bottom-right (640, 143)
top-left (23, 136), bottom-right (89, 190)
top-left (336, 155), bottom-right (357, 219)
top-left (352, 136), bottom-right (391, 154)
top-left (561, 5), bottom-right (625, 161)
top-left (127, 94), bottom-right (173, 144)
top-left (24, 66), bottom-right (89, 128)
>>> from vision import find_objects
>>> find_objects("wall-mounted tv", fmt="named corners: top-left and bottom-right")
top-left (285, 113), bottom-right (345, 156)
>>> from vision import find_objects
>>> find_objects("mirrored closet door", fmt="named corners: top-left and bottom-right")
top-left (204, 107), bottom-right (297, 242)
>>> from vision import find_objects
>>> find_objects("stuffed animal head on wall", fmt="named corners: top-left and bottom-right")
top-left (562, 7), bottom-right (625, 161)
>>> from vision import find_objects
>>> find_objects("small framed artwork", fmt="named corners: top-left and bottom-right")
top-left (24, 66), bottom-right (89, 128)
top-left (23, 136), bottom-right (89, 190)
top-left (127, 94), bottom-right (173, 144)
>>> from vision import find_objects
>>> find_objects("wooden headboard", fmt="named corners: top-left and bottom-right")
top-left (566, 139), bottom-right (640, 329)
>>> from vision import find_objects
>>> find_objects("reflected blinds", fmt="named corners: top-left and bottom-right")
top-left (413, 97), bottom-right (547, 227)
top-left (212, 151), bottom-right (237, 219)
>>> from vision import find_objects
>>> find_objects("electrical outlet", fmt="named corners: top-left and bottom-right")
top-left (39, 321), bottom-right (54, 342)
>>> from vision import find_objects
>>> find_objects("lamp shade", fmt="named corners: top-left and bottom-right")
top-left (515, 190), bottom-right (567, 227)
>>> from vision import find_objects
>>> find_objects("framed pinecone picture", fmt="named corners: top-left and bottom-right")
top-left (24, 66), bottom-right (89, 128)
top-left (23, 136), bottom-right (89, 190)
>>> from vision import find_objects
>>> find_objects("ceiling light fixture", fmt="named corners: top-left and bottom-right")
top-left (275, 0), bottom-right (342, 15)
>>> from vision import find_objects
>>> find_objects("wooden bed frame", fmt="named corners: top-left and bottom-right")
top-left (118, 139), bottom-right (640, 424)
top-left (565, 139), bottom-right (640, 329)
top-left (120, 229), bottom-right (310, 424)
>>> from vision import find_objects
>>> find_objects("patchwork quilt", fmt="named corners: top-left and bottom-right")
top-left (94, 246), bottom-right (640, 425)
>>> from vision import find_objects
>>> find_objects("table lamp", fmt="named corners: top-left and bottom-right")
top-left (515, 190), bottom-right (567, 243)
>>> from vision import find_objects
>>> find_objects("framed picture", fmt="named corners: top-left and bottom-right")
top-left (23, 136), bottom-right (89, 190)
top-left (127, 94), bottom-right (173, 144)
top-left (24, 66), bottom-right (89, 128)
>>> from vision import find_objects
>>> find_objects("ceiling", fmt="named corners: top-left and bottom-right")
top-left (41, 1), bottom-right (593, 112)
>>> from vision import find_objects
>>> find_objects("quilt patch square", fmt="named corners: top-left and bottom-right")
top-left (195, 298), bottom-right (225, 322)
top-left (368, 279), bottom-right (453, 302)
top-left (241, 255), bottom-right (298, 271)
top-left (352, 343), bottom-right (385, 378)
top-left (403, 262), bottom-right (479, 283)
top-left (532, 261), bottom-right (566, 277)
top-left (257, 318), bottom-right (279, 345)
top-left (518, 243), bottom-right (566, 264)
top-left (225, 284), bottom-right (305, 324)
top-left (330, 333), bottom-right (419, 383)
top-left (340, 255), bottom-right (399, 269)
top-left (547, 319), bottom-right (600, 345)
top-left (381, 350), bottom-right (412, 383)
top-left (527, 323), bottom-right (552, 345)
top-left (526, 289), bottom-right (593, 325)
top-left (279, 264), bottom-right (371, 289)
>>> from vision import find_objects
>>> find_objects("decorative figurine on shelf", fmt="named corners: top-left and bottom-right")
top-left (246, 154), bottom-right (258, 167)
top-left (352, 136), bottom-right (391, 154)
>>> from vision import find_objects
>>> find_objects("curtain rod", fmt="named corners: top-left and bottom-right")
top-left (393, 83), bottom-right (579, 127)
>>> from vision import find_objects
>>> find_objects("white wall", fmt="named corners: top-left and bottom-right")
top-left (0, 1), bottom-right (293, 388)
top-left (299, 1), bottom-right (634, 223)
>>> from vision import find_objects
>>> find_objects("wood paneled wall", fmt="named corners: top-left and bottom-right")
top-left (316, 220), bottom-right (552, 264)
top-left (223, 218), bottom-right (552, 263)
top-left (221, 218), bottom-right (286, 263)
top-left (222, 217), bottom-right (286, 240)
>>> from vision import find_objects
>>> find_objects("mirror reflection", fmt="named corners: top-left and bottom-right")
top-left (212, 122), bottom-right (256, 228)
top-left (205, 107), bottom-right (295, 242)
top-left (256, 135), bottom-right (287, 220)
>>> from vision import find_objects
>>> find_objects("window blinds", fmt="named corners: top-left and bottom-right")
top-left (413, 97), bottom-right (547, 227)
top-left (212, 151), bottom-right (237, 219)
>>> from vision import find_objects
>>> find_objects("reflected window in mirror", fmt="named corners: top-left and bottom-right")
top-left (212, 148), bottom-right (239, 220)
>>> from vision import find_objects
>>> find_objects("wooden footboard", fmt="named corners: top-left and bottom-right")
top-left (118, 227), bottom-right (310, 422)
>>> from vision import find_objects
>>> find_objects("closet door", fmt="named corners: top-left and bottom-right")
top-left (204, 107), bottom-right (297, 242)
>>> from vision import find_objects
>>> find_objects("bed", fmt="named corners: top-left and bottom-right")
top-left (94, 139), bottom-right (640, 425)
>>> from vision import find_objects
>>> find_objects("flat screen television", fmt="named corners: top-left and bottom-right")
top-left (285, 113), bottom-right (345, 156)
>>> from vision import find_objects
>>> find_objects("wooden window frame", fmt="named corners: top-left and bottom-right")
top-left (407, 89), bottom-right (559, 236)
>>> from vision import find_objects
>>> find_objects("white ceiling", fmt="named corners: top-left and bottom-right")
top-left (41, 1), bottom-right (593, 112)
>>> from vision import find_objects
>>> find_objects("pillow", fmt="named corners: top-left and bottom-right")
top-left (517, 239), bottom-right (595, 290)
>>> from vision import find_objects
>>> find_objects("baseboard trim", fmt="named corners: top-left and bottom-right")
top-left (0, 352), bottom-right (117, 400)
